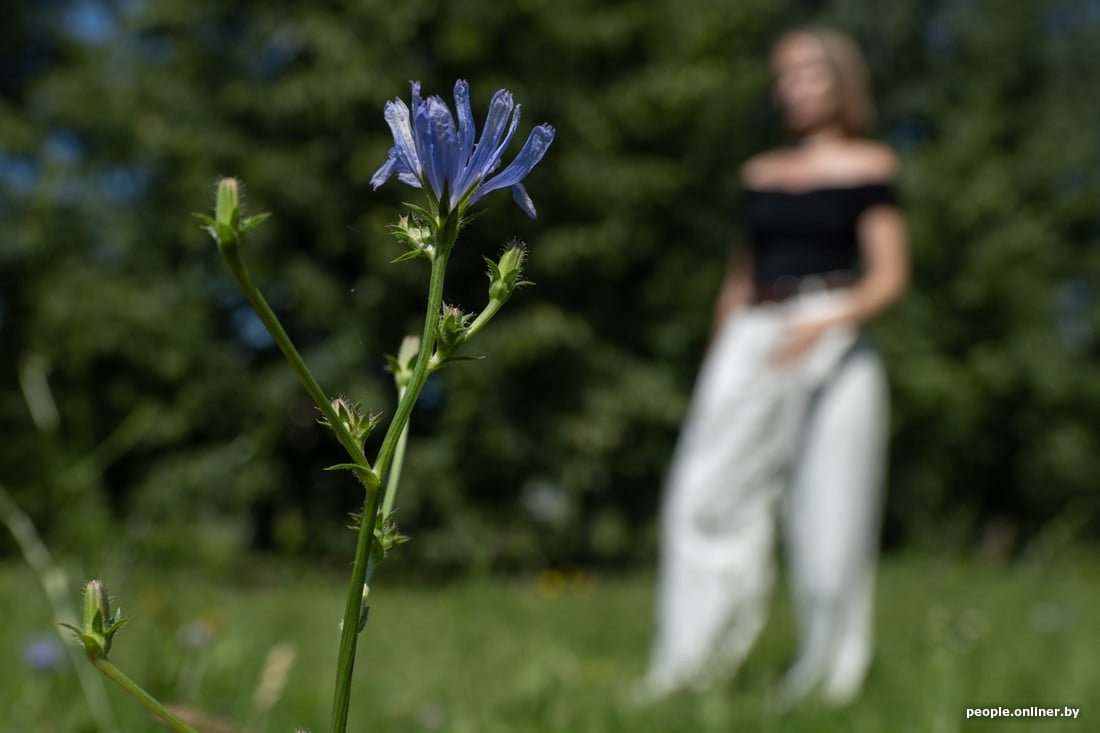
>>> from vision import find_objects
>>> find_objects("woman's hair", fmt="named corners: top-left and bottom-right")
top-left (777, 27), bottom-right (877, 136)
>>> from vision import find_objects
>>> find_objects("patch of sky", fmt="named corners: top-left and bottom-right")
top-left (888, 118), bottom-right (932, 153)
top-left (417, 375), bottom-right (445, 411)
top-left (922, 9), bottom-right (954, 57)
top-left (1053, 170), bottom-right (1090, 203)
top-left (1043, 1), bottom-right (1100, 38)
top-left (0, 154), bottom-right (40, 194)
top-left (61, 0), bottom-right (117, 46)
top-left (253, 29), bottom-right (303, 82)
top-left (117, 0), bottom-right (148, 19)
top-left (97, 164), bottom-right (150, 202)
top-left (42, 129), bottom-right (85, 166)
top-left (231, 305), bottom-right (276, 350)
top-left (1054, 278), bottom-right (1093, 353)
top-left (134, 32), bottom-right (176, 66)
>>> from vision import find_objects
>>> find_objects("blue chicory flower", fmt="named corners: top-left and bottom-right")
top-left (371, 80), bottom-right (555, 219)
top-left (23, 634), bottom-right (66, 673)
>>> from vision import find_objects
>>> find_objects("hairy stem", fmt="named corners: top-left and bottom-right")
top-left (461, 298), bottom-right (504, 343)
top-left (330, 235), bottom-right (453, 733)
top-left (218, 251), bottom-right (376, 487)
top-left (380, 386), bottom-right (409, 520)
top-left (92, 659), bottom-right (198, 733)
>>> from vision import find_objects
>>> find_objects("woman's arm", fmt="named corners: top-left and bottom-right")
top-left (771, 202), bottom-right (909, 366)
top-left (711, 250), bottom-right (754, 340)
top-left (831, 203), bottom-right (911, 326)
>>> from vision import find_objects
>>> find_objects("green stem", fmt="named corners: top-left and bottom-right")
top-left (375, 251), bottom-right (452, 485)
top-left (0, 484), bottom-right (119, 733)
top-left (462, 298), bottom-right (504, 343)
top-left (330, 237), bottom-right (453, 733)
top-left (92, 658), bottom-right (198, 733)
top-left (380, 386), bottom-right (409, 519)
top-left (219, 250), bottom-right (376, 485)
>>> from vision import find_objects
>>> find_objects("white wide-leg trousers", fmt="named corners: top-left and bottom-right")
top-left (644, 289), bottom-right (888, 704)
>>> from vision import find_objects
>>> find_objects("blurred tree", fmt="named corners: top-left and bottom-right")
top-left (860, 0), bottom-right (1100, 553)
top-left (1, 0), bottom-right (1097, 569)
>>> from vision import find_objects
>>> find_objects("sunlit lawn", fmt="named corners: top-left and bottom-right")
top-left (3, 549), bottom-right (1098, 732)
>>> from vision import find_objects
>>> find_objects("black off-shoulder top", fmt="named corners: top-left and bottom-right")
top-left (743, 182), bottom-right (899, 284)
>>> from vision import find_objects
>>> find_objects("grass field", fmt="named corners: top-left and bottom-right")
top-left (2, 549), bottom-right (1097, 732)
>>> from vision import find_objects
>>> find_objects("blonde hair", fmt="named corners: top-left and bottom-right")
top-left (777, 27), bottom-right (877, 136)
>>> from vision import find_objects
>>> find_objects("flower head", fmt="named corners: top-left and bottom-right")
top-left (23, 634), bottom-right (65, 673)
top-left (371, 80), bottom-right (555, 219)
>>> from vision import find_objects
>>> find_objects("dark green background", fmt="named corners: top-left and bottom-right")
top-left (2, 0), bottom-right (1098, 572)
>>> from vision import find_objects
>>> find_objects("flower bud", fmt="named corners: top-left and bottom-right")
top-left (84, 579), bottom-right (111, 632)
top-left (384, 335), bottom-right (421, 390)
top-left (320, 397), bottom-right (381, 448)
top-left (194, 177), bottom-right (270, 251)
top-left (60, 579), bottom-right (129, 661)
top-left (486, 241), bottom-right (531, 303)
top-left (396, 334), bottom-right (420, 370)
top-left (390, 214), bottom-right (434, 262)
top-left (435, 305), bottom-right (471, 353)
top-left (370, 509), bottom-right (410, 565)
top-left (215, 177), bottom-right (241, 232)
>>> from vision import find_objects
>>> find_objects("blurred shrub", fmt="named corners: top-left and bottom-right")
top-left (1, 0), bottom-right (1098, 569)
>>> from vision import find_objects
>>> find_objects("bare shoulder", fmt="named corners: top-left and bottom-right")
top-left (739, 149), bottom-right (795, 188)
top-left (740, 141), bottom-right (898, 190)
top-left (841, 140), bottom-right (900, 182)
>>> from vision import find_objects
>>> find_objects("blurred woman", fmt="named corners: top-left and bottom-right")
top-left (641, 27), bottom-right (909, 706)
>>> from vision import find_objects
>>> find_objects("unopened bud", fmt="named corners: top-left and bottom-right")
top-left (390, 215), bottom-right (434, 262)
top-left (195, 177), bottom-right (269, 251)
top-left (384, 335), bottom-right (421, 390)
top-left (486, 241), bottom-right (531, 303)
top-left (371, 509), bottom-right (410, 565)
top-left (396, 335), bottom-right (420, 370)
top-left (435, 305), bottom-right (471, 353)
top-left (60, 579), bottom-right (129, 661)
top-left (83, 579), bottom-right (110, 632)
top-left (215, 177), bottom-right (241, 232)
top-left (320, 397), bottom-right (381, 448)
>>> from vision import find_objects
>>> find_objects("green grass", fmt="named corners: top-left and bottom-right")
top-left (3, 550), bottom-right (1098, 732)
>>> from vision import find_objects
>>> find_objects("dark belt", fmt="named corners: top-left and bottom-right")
top-left (751, 271), bottom-right (855, 305)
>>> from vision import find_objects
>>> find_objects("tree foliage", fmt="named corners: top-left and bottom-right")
top-left (2, 0), bottom-right (1098, 568)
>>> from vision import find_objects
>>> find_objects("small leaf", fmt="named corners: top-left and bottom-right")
top-left (324, 463), bottom-right (364, 472)
top-left (240, 212), bottom-right (272, 232)
top-left (58, 621), bottom-right (82, 637)
top-left (105, 616), bottom-right (130, 638)
top-left (403, 202), bottom-right (437, 224)
top-left (391, 249), bottom-right (430, 264)
top-left (431, 354), bottom-right (482, 371)
top-left (483, 257), bottom-right (502, 280)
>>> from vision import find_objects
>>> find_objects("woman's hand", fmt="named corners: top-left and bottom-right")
top-left (771, 191), bottom-right (910, 368)
top-left (771, 317), bottom-right (837, 367)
